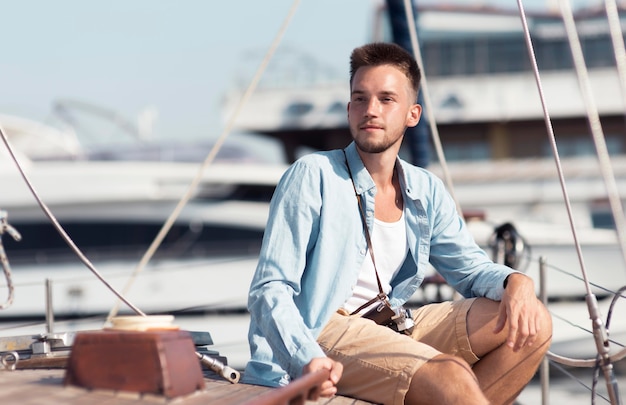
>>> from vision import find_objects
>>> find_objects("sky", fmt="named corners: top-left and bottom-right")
top-left (0, 0), bottom-right (600, 145)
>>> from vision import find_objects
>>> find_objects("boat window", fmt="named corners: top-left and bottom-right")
top-left (196, 184), bottom-right (276, 202)
top-left (591, 211), bottom-right (615, 229)
top-left (440, 94), bottom-right (462, 109)
top-left (283, 102), bottom-right (314, 117)
top-left (582, 36), bottom-right (615, 69)
top-left (413, 11), bottom-right (623, 78)
top-left (327, 101), bottom-right (345, 115)
top-left (537, 39), bottom-right (571, 70)
top-left (542, 135), bottom-right (623, 158)
top-left (3, 222), bottom-right (266, 264)
top-left (589, 199), bottom-right (623, 230)
top-left (443, 140), bottom-right (491, 161)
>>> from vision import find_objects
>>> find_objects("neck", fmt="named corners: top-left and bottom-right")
top-left (357, 150), bottom-right (398, 190)
top-left (360, 153), bottom-right (403, 222)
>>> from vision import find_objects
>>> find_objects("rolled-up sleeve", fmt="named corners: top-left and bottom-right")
top-left (427, 175), bottom-right (514, 300)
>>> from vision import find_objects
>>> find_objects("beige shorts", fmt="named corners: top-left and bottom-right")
top-left (317, 298), bottom-right (479, 405)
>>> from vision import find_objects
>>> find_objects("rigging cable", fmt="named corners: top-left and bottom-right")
top-left (401, 0), bottom-right (463, 218)
top-left (105, 0), bottom-right (302, 323)
top-left (0, 125), bottom-right (145, 316)
top-left (606, 0), bottom-right (626, 122)
top-left (593, 285), bottom-right (626, 405)
top-left (0, 108), bottom-right (243, 385)
top-left (516, 0), bottom-right (622, 403)
top-left (561, 0), bottom-right (626, 274)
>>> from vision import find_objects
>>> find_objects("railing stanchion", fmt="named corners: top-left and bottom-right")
top-left (539, 256), bottom-right (549, 405)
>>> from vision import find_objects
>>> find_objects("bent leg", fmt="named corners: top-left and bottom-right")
top-left (406, 353), bottom-right (489, 405)
top-left (467, 298), bottom-right (552, 405)
top-left (318, 312), bottom-right (440, 405)
top-left (319, 312), bottom-right (492, 405)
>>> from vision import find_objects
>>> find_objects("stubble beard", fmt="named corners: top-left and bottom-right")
top-left (356, 139), bottom-right (391, 154)
top-left (353, 131), bottom-right (402, 154)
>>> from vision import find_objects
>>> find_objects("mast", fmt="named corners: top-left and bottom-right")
top-left (385, 0), bottom-right (430, 168)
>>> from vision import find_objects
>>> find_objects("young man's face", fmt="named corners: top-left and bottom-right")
top-left (348, 64), bottom-right (421, 154)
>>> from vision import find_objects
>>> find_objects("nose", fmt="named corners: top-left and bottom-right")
top-left (364, 98), bottom-right (380, 117)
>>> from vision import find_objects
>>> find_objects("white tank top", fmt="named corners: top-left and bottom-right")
top-left (343, 212), bottom-right (409, 314)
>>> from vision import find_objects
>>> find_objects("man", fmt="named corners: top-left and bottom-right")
top-left (243, 42), bottom-right (552, 405)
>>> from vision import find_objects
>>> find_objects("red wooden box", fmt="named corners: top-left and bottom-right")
top-left (64, 329), bottom-right (205, 398)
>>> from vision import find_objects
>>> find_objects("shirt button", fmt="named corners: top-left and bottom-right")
top-left (360, 249), bottom-right (366, 255)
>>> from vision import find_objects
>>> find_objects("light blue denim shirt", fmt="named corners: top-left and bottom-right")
top-left (243, 142), bottom-right (514, 387)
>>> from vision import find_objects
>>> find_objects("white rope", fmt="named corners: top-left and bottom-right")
top-left (560, 0), bottom-right (626, 275)
top-left (401, 0), bottom-right (463, 218)
top-left (517, 1), bottom-right (623, 402)
top-left (605, 0), bottom-right (626, 116)
top-left (105, 0), bottom-right (302, 323)
top-left (516, 0), bottom-right (591, 289)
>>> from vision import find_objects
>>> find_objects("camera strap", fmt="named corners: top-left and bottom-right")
top-left (344, 151), bottom-right (390, 315)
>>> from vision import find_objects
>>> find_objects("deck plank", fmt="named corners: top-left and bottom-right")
top-left (0, 369), bottom-right (375, 405)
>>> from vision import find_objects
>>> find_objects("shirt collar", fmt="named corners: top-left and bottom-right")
top-left (344, 142), bottom-right (375, 196)
top-left (344, 142), bottom-right (411, 199)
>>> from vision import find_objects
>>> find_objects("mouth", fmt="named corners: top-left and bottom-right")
top-left (359, 122), bottom-right (383, 131)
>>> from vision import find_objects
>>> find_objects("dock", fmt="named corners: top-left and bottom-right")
top-left (0, 368), bottom-right (373, 405)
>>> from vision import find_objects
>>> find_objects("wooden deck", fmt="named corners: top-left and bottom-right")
top-left (0, 368), bottom-right (373, 405)
top-left (0, 328), bottom-right (375, 404)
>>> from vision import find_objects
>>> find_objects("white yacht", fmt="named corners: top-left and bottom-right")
top-left (0, 112), bottom-right (284, 318)
top-left (220, 2), bottom-right (626, 296)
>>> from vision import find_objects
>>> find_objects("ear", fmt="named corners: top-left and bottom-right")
top-left (406, 103), bottom-right (422, 128)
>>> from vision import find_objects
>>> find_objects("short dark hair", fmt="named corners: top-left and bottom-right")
top-left (349, 43), bottom-right (421, 101)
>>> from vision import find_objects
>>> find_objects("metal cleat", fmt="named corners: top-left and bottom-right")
top-left (0, 209), bottom-right (21, 310)
top-left (0, 332), bottom-right (76, 369)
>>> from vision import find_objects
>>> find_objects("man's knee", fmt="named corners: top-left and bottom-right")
top-left (408, 354), bottom-right (489, 405)
top-left (535, 299), bottom-right (553, 347)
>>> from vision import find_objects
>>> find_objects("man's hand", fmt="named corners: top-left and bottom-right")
top-left (493, 273), bottom-right (542, 351)
top-left (302, 357), bottom-right (343, 400)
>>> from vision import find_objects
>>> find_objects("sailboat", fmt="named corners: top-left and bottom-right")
top-left (221, 0), bottom-right (626, 403)
top-left (0, 0), bottom-right (619, 402)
